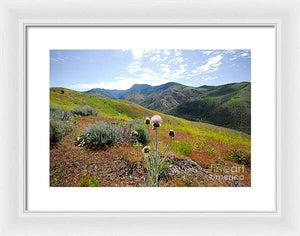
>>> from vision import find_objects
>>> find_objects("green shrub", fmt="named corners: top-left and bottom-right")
top-left (50, 104), bottom-right (72, 121)
top-left (224, 150), bottom-right (251, 167)
top-left (206, 147), bottom-right (218, 155)
top-left (172, 140), bottom-right (192, 156)
top-left (50, 105), bottom-right (73, 146)
top-left (158, 160), bottom-right (170, 174)
top-left (195, 140), bottom-right (218, 155)
top-left (127, 120), bottom-right (144, 126)
top-left (83, 121), bottom-right (117, 149)
top-left (84, 105), bottom-right (98, 116)
top-left (50, 120), bottom-right (70, 146)
top-left (133, 124), bottom-right (150, 144)
top-left (71, 105), bottom-right (98, 116)
top-left (79, 174), bottom-right (100, 187)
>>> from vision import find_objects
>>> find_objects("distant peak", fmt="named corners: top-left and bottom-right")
top-left (164, 82), bottom-right (178, 85)
top-left (199, 85), bottom-right (214, 88)
top-left (131, 84), bottom-right (151, 88)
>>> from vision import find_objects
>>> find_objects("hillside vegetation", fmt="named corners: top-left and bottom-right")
top-left (50, 87), bottom-right (251, 187)
top-left (85, 82), bottom-right (251, 134)
top-left (168, 82), bottom-right (251, 134)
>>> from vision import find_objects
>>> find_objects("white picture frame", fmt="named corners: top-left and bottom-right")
top-left (0, 0), bottom-right (299, 235)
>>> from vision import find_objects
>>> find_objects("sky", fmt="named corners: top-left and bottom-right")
top-left (50, 49), bottom-right (251, 91)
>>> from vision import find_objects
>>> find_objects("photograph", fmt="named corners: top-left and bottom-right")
top-left (50, 49), bottom-right (251, 187)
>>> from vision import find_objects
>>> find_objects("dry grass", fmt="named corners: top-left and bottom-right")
top-left (50, 116), bottom-right (251, 187)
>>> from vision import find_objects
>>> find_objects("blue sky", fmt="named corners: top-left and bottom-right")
top-left (50, 49), bottom-right (251, 91)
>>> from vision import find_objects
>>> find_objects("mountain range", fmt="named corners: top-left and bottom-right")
top-left (85, 81), bottom-right (251, 134)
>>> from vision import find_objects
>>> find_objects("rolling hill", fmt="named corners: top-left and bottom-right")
top-left (168, 82), bottom-right (251, 134)
top-left (50, 87), bottom-right (251, 187)
top-left (50, 86), bottom-right (250, 145)
top-left (85, 82), bottom-right (251, 134)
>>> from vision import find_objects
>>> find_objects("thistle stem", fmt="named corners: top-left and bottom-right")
top-left (155, 127), bottom-right (159, 186)
top-left (162, 137), bottom-right (172, 158)
top-left (160, 136), bottom-right (173, 166)
top-left (147, 125), bottom-right (156, 158)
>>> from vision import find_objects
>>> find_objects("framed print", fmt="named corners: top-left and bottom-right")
top-left (0, 0), bottom-right (300, 235)
top-left (26, 26), bottom-right (275, 212)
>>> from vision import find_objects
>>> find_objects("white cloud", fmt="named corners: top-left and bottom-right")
top-left (168, 64), bottom-right (188, 79)
top-left (129, 49), bottom-right (185, 65)
top-left (146, 50), bottom-right (171, 63)
top-left (160, 64), bottom-right (171, 74)
top-left (131, 49), bottom-right (145, 59)
top-left (72, 82), bottom-right (123, 91)
top-left (240, 51), bottom-right (250, 57)
top-left (149, 54), bottom-right (161, 62)
top-left (203, 50), bottom-right (213, 55)
top-left (72, 61), bottom-right (173, 90)
top-left (72, 50), bottom-right (226, 91)
top-left (179, 64), bottom-right (188, 73)
top-left (162, 50), bottom-right (171, 56)
top-left (229, 50), bottom-right (251, 61)
top-left (193, 54), bottom-right (223, 74)
top-left (169, 56), bottom-right (184, 65)
top-left (140, 67), bottom-right (153, 73)
top-left (224, 50), bottom-right (236, 54)
top-left (229, 56), bottom-right (238, 61)
top-left (174, 50), bottom-right (181, 57)
top-left (202, 76), bottom-right (217, 82)
top-left (128, 61), bottom-right (142, 73)
top-left (72, 73), bottom-right (171, 91)
top-left (116, 74), bottom-right (170, 89)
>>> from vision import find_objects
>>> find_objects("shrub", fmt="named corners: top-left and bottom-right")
top-left (172, 140), bottom-right (192, 156)
top-left (195, 140), bottom-right (218, 155)
top-left (50, 120), bottom-right (70, 146)
top-left (127, 120), bottom-right (144, 126)
top-left (84, 105), bottom-right (98, 116)
top-left (79, 174), bottom-right (100, 187)
top-left (50, 104), bottom-right (71, 121)
top-left (70, 105), bottom-right (85, 116)
top-left (71, 105), bottom-right (98, 116)
top-left (50, 105), bottom-right (73, 146)
top-left (83, 121), bottom-right (117, 149)
top-left (224, 150), bottom-right (251, 167)
top-left (133, 124), bottom-right (150, 144)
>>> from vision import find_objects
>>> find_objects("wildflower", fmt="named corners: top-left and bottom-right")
top-left (169, 130), bottom-right (175, 137)
top-left (142, 114), bottom-right (173, 187)
top-left (151, 115), bottom-right (162, 128)
top-left (142, 146), bottom-right (151, 154)
top-left (145, 116), bottom-right (150, 125)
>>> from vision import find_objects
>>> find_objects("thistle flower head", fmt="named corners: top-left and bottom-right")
top-left (169, 129), bottom-right (175, 137)
top-left (151, 115), bottom-right (162, 128)
top-left (142, 146), bottom-right (151, 154)
top-left (145, 116), bottom-right (150, 125)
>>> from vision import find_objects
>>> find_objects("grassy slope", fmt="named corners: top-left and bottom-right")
top-left (50, 87), bottom-right (250, 148)
top-left (85, 82), bottom-right (251, 134)
top-left (167, 82), bottom-right (251, 134)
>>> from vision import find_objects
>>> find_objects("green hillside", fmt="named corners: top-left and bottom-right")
top-left (50, 87), bottom-right (251, 187)
top-left (127, 83), bottom-right (205, 111)
top-left (50, 87), bottom-right (152, 121)
top-left (85, 82), bottom-right (251, 134)
top-left (167, 82), bottom-right (251, 134)
top-left (50, 87), bottom-right (250, 146)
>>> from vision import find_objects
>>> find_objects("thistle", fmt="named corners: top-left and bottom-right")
top-left (142, 115), bottom-right (174, 187)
